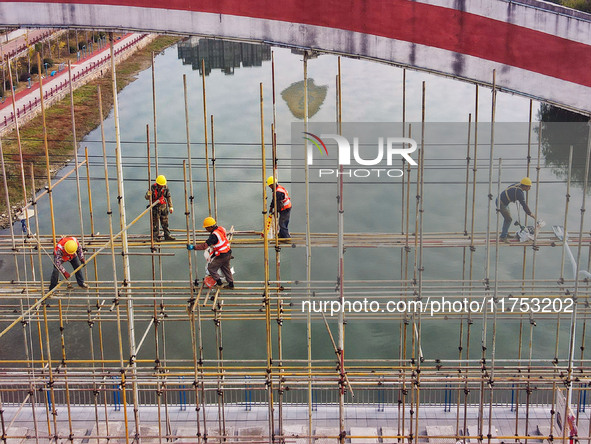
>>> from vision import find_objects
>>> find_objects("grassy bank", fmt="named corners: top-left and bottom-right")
top-left (0, 34), bottom-right (181, 227)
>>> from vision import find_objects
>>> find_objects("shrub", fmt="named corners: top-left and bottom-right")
top-left (562, 0), bottom-right (591, 12)
top-left (42, 58), bottom-right (54, 68)
top-left (18, 72), bottom-right (30, 82)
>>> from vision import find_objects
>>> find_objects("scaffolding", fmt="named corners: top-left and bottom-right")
top-left (0, 35), bottom-right (590, 444)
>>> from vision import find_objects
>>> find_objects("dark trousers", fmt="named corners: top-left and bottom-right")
top-left (208, 251), bottom-right (233, 285)
top-left (49, 257), bottom-right (84, 290)
top-left (496, 198), bottom-right (512, 239)
top-left (278, 208), bottom-right (291, 238)
top-left (152, 207), bottom-right (171, 238)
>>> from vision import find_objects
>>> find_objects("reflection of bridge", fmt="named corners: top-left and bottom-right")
top-left (1, 0), bottom-right (591, 113)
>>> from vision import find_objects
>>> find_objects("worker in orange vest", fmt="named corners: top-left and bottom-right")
top-left (49, 236), bottom-right (88, 290)
top-left (145, 174), bottom-right (175, 241)
top-left (267, 176), bottom-right (291, 238)
top-left (187, 217), bottom-right (234, 289)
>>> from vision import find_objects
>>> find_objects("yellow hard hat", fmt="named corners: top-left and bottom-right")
top-left (203, 216), bottom-right (217, 228)
top-left (64, 239), bottom-right (77, 255)
top-left (266, 176), bottom-right (275, 186)
top-left (156, 175), bottom-right (167, 186)
top-left (520, 177), bottom-right (532, 186)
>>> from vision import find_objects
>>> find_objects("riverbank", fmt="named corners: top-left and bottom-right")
top-left (0, 34), bottom-right (181, 229)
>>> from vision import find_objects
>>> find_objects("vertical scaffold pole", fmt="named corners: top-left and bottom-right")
top-left (98, 84), bottom-right (120, 441)
top-left (201, 59), bottom-right (212, 215)
top-left (211, 115), bottom-right (218, 220)
top-left (260, 82), bottom-right (275, 444)
top-left (7, 59), bottom-right (29, 234)
top-left (458, 113), bottom-right (472, 436)
top-left (303, 51), bottom-right (314, 444)
top-left (36, 52), bottom-right (56, 248)
top-left (270, 50), bottom-right (284, 440)
top-left (550, 144), bottom-right (573, 440)
top-left (336, 57), bottom-right (346, 444)
top-left (182, 161), bottom-right (203, 443)
top-left (109, 33), bottom-right (139, 440)
top-left (183, 74), bottom-right (198, 271)
top-left (565, 119), bottom-right (591, 442)
top-left (414, 81), bottom-right (426, 442)
top-left (68, 60), bottom-right (85, 251)
top-left (485, 70), bottom-right (496, 286)
top-left (83, 146), bottom-right (106, 444)
top-left (488, 159), bottom-right (503, 444)
top-left (464, 85), bottom-right (479, 444)
top-left (151, 52), bottom-right (159, 173)
top-left (400, 73), bottom-right (407, 424)
top-left (146, 125), bottom-right (165, 444)
top-left (30, 165), bottom-right (49, 442)
top-left (480, 70), bottom-right (496, 442)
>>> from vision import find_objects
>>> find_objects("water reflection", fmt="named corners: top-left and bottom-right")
top-left (538, 104), bottom-right (591, 189)
top-left (281, 79), bottom-right (328, 119)
top-left (177, 37), bottom-right (271, 75)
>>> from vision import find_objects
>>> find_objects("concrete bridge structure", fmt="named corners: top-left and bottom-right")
top-left (0, 0), bottom-right (590, 114)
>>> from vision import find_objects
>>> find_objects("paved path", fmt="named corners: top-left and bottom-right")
top-left (0, 29), bottom-right (54, 61)
top-left (0, 32), bottom-right (153, 136)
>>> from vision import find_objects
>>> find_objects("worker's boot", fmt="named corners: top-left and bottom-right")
top-left (163, 228), bottom-right (175, 241)
top-left (223, 283), bottom-right (234, 289)
top-left (216, 279), bottom-right (223, 287)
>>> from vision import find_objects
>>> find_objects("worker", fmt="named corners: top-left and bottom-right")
top-left (187, 217), bottom-right (234, 289)
top-left (145, 174), bottom-right (175, 241)
top-left (497, 177), bottom-right (535, 243)
top-left (266, 176), bottom-right (291, 238)
top-left (49, 236), bottom-right (88, 290)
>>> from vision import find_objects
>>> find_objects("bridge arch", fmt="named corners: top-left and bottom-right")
top-left (1, 0), bottom-right (591, 114)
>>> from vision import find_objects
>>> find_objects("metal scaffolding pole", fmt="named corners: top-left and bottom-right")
top-left (336, 57), bottom-right (347, 444)
top-left (565, 120), bottom-right (591, 443)
top-left (109, 32), bottom-right (139, 441)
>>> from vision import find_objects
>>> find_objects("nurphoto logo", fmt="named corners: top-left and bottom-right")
top-left (303, 132), bottom-right (418, 179)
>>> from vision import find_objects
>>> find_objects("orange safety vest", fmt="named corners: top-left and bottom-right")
top-left (56, 236), bottom-right (78, 262)
top-left (212, 227), bottom-right (231, 256)
top-left (152, 184), bottom-right (166, 204)
top-left (276, 185), bottom-right (292, 210)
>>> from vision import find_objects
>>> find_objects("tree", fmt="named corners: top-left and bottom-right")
top-left (538, 104), bottom-right (590, 190)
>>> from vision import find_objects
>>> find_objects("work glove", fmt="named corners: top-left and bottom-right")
top-left (187, 244), bottom-right (195, 251)
top-left (159, 196), bottom-right (166, 205)
top-left (169, 207), bottom-right (174, 214)
top-left (64, 271), bottom-right (70, 279)
top-left (81, 258), bottom-right (86, 264)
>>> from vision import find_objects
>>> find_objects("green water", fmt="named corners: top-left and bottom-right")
top-left (1, 40), bottom-right (589, 368)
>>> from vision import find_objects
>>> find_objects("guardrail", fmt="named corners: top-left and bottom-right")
top-left (0, 34), bottom-right (148, 134)
top-left (1, 379), bottom-right (588, 411)
top-left (2, 30), bottom-right (54, 61)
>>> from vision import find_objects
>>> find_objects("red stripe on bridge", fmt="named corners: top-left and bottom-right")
top-left (17, 0), bottom-right (591, 87)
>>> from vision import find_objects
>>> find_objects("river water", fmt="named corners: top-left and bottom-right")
top-left (2, 39), bottom-right (589, 367)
